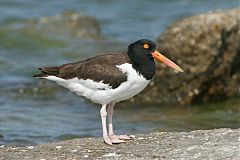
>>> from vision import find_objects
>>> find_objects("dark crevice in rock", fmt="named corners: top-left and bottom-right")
top-left (192, 28), bottom-right (236, 103)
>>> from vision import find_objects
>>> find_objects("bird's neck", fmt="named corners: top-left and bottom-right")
top-left (127, 54), bottom-right (155, 80)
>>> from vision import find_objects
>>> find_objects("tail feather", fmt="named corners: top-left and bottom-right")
top-left (33, 73), bottom-right (48, 78)
top-left (33, 66), bottom-right (60, 78)
top-left (39, 66), bottom-right (60, 75)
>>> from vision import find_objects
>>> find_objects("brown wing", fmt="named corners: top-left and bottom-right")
top-left (33, 53), bottom-right (132, 89)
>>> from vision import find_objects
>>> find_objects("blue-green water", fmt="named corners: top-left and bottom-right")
top-left (0, 0), bottom-right (239, 145)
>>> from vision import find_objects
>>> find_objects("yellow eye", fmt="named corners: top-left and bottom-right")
top-left (143, 43), bottom-right (149, 49)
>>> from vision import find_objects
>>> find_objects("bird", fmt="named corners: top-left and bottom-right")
top-left (33, 39), bottom-right (183, 145)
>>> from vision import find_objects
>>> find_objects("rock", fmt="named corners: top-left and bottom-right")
top-left (0, 11), bottom-right (102, 52)
top-left (34, 10), bottom-right (101, 39)
top-left (136, 8), bottom-right (240, 105)
top-left (0, 128), bottom-right (239, 159)
top-left (1, 10), bottom-right (101, 41)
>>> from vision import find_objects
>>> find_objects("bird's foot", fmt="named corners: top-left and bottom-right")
top-left (109, 135), bottom-right (125, 144)
top-left (110, 134), bottom-right (135, 140)
top-left (103, 136), bottom-right (112, 145)
top-left (103, 136), bottom-right (125, 145)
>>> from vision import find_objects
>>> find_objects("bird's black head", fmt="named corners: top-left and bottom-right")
top-left (127, 39), bottom-right (183, 80)
top-left (127, 39), bottom-right (156, 62)
top-left (127, 39), bottom-right (157, 80)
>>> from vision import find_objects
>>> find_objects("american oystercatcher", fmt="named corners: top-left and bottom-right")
top-left (33, 39), bottom-right (183, 145)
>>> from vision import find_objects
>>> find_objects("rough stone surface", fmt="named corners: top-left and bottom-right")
top-left (135, 8), bottom-right (240, 105)
top-left (0, 128), bottom-right (239, 160)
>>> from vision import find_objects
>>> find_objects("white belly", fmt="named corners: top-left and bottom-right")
top-left (45, 63), bottom-right (150, 105)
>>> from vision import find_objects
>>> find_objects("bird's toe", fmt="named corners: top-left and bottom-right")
top-left (109, 135), bottom-right (125, 144)
top-left (116, 134), bottom-right (135, 140)
top-left (103, 136), bottom-right (112, 145)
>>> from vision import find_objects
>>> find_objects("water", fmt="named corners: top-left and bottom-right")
top-left (0, 0), bottom-right (239, 145)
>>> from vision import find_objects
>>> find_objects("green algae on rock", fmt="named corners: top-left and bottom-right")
top-left (35, 10), bottom-right (101, 39)
top-left (0, 11), bottom-right (101, 51)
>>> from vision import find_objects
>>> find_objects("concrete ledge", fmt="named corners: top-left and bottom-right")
top-left (0, 128), bottom-right (239, 160)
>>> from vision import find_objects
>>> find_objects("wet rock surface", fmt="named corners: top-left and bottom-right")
top-left (34, 10), bottom-right (101, 39)
top-left (0, 128), bottom-right (239, 160)
top-left (135, 8), bottom-right (240, 105)
top-left (0, 10), bottom-right (101, 42)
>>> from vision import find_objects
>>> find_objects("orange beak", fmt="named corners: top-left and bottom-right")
top-left (151, 50), bottom-right (184, 72)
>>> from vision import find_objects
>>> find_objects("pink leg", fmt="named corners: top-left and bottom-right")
top-left (108, 102), bottom-right (125, 143)
top-left (107, 102), bottom-right (133, 141)
top-left (100, 104), bottom-right (112, 145)
top-left (108, 102), bottom-right (115, 136)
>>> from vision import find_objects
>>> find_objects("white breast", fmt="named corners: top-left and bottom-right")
top-left (112, 63), bottom-right (150, 102)
top-left (44, 63), bottom-right (150, 105)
